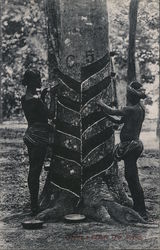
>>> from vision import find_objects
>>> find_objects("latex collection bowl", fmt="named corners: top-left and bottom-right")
top-left (64, 214), bottom-right (86, 223)
top-left (22, 220), bottom-right (44, 230)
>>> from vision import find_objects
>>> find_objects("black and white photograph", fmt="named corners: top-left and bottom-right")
top-left (0, 0), bottom-right (159, 249)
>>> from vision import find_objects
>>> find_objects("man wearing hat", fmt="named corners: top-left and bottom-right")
top-left (98, 81), bottom-right (148, 220)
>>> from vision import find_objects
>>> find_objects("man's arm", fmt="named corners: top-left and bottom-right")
top-left (40, 83), bottom-right (59, 120)
top-left (48, 84), bottom-right (59, 120)
top-left (106, 114), bottom-right (124, 124)
top-left (98, 99), bottom-right (125, 116)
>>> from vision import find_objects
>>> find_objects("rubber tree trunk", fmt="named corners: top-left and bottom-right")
top-left (127, 0), bottom-right (139, 84)
top-left (48, 0), bottom-right (114, 198)
top-left (37, 0), bottom-right (146, 225)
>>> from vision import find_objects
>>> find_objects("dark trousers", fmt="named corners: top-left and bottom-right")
top-left (124, 149), bottom-right (146, 214)
top-left (27, 144), bottom-right (47, 210)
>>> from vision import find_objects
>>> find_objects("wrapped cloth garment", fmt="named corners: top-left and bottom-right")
top-left (24, 122), bottom-right (54, 147)
top-left (114, 140), bottom-right (143, 162)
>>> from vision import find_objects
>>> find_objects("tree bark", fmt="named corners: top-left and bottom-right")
top-left (127, 0), bottom-right (139, 84)
top-left (0, 2), bottom-right (3, 123)
top-left (157, 84), bottom-right (160, 136)
top-left (37, 0), bottom-right (146, 225)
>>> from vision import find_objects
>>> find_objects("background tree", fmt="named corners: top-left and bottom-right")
top-left (2, 0), bottom-right (158, 124)
top-left (0, 2), bottom-right (2, 123)
top-left (127, 0), bottom-right (139, 83)
top-left (2, 0), bottom-right (48, 119)
top-left (108, 0), bottom-right (158, 113)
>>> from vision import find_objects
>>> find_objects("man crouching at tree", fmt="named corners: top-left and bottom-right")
top-left (98, 81), bottom-right (148, 221)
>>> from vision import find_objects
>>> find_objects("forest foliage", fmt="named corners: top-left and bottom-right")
top-left (2, 0), bottom-right (159, 119)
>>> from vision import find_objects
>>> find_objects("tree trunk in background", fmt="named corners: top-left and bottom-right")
top-left (157, 84), bottom-right (160, 136)
top-left (37, 0), bottom-right (146, 225)
top-left (127, 0), bottom-right (139, 84)
top-left (0, 2), bottom-right (3, 123)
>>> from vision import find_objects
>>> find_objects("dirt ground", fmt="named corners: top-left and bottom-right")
top-left (0, 122), bottom-right (159, 250)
